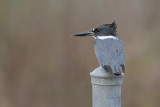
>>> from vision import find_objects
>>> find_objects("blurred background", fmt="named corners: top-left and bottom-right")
top-left (0, 0), bottom-right (160, 107)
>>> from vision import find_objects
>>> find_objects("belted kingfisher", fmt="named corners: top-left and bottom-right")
top-left (73, 21), bottom-right (125, 75)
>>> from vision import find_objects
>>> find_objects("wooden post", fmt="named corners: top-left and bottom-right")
top-left (90, 38), bottom-right (125, 107)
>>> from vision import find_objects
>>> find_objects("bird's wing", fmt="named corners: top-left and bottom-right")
top-left (94, 38), bottom-right (125, 74)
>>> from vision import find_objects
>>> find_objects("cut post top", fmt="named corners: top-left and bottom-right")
top-left (90, 67), bottom-right (124, 86)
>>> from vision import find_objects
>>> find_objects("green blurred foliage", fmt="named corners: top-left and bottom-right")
top-left (0, 0), bottom-right (160, 107)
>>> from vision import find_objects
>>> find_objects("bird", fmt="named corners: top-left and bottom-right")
top-left (73, 21), bottom-right (125, 75)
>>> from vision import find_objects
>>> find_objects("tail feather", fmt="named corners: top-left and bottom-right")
top-left (103, 65), bottom-right (123, 76)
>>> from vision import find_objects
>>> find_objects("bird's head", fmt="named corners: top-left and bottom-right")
top-left (73, 21), bottom-right (117, 38)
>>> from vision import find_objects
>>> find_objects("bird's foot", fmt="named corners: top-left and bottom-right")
top-left (103, 65), bottom-right (112, 73)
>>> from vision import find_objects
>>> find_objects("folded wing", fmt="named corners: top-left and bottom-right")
top-left (94, 38), bottom-right (125, 75)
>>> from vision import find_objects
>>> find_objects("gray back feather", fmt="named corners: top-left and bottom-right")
top-left (94, 38), bottom-right (125, 74)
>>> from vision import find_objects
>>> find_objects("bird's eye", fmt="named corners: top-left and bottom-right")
top-left (93, 29), bottom-right (100, 33)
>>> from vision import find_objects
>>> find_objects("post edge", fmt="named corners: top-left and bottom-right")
top-left (90, 67), bottom-right (124, 85)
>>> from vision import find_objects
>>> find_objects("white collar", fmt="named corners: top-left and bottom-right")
top-left (95, 35), bottom-right (118, 40)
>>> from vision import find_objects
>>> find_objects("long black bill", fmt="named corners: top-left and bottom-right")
top-left (72, 31), bottom-right (94, 36)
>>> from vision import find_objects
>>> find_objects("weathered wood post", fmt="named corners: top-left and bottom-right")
top-left (90, 39), bottom-right (125, 107)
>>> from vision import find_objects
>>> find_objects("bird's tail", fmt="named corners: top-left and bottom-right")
top-left (103, 64), bottom-right (125, 76)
